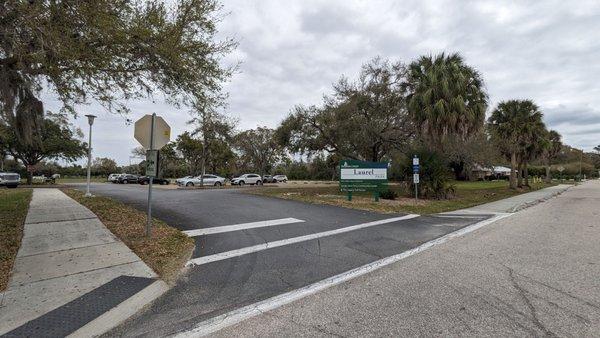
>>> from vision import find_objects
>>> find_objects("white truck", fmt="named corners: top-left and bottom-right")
top-left (0, 172), bottom-right (20, 188)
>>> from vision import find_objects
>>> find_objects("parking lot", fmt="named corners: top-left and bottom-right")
top-left (72, 183), bottom-right (493, 337)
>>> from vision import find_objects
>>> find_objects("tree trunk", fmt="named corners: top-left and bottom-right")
top-left (509, 152), bottom-right (517, 189)
top-left (27, 171), bottom-right (33, 185)
top-left (517, 161), bottom-right (523, 188)
top-left (545, 159), bottom-right (551, 183)
top-left (524, 161), bottom-right (530, 187)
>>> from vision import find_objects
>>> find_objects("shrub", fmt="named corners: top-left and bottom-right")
top-left (379, 189), bottom-right (398, 200)
top-left (398, 147), bottom-right (454, 199)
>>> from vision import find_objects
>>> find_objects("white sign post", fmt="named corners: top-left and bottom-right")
top-left (134, 114), bottom-right (171, 237)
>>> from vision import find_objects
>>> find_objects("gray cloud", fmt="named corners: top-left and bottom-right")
top-left (45, 0), bottom-right (600, 164)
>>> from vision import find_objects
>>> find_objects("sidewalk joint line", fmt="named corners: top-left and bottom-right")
top-left (25, 216), bottom-right (98, 225)
top-left (17, 240), bottom-right (119, 258)
top-left (11, 260), bottom-right (143, 288)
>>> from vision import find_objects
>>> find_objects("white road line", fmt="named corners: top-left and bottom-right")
top-left (186, 214), bottom-right (420, 267)
top-left (432, 215), bottom-right (488, 219)
top-left (182, 218), bottom-right (305, 237)
top-left (173, 212), bottom-right (512, 338)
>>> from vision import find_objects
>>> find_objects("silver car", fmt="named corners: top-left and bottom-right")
top-left (179, 174), bottom-right (225, 187)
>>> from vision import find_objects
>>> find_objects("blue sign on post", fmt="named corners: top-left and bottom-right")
top-left (412, 164), bottom-right (420, 173)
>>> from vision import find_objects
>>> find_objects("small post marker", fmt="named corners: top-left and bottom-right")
top-left (413, 155), bottom-right (420, 201)
top-left (347, 191), bottom-right (352, 201)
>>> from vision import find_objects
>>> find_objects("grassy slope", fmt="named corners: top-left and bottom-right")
top-left (0, 188), bottom-right (32, 291)
top-left (62, 188), bottom-right (194, 283)
top-left (247, 181), bottom-right (555, 215)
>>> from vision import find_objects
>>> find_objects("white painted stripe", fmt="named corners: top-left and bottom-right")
top-left (174, 212), bottom-right (512, 337)
top-left (183, 218), bottom-right (305, 237)
top-left (186, 214), bottom-right (420, 267)
top-left (432, 215), bottom-right (488, 219)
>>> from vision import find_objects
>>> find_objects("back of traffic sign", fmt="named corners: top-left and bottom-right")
top-left (134, 114), bottom-right (171, 150)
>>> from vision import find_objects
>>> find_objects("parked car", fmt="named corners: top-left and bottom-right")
top-left (273, 174), bottom-right (288, 183)
top-left (262, 175), bottom-right (277, 183)
top-left (178, 174), bottom-right (226, 187)
top-left (108, 173), bottom-right (122, 183)
top-left (117, 174), bottom-right (139, 184)
top-left (138, 176), bottom-right (170, 185)
top-left (32, 175), bottom-right (57, 184)
top-left (0, 172), bottom-right (20, 188)
top-left (175, 176), bottom-right (193, 185)
top-left (231, 174), bottom-right (262, 186)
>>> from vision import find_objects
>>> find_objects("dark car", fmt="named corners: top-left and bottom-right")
top-left (117, 174), bottom-right (139, 184)
top-left (262, 175), bottom-right (277, 183)
top-left (138, 176), bottom-right (170, 185)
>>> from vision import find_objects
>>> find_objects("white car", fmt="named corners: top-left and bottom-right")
top-left (273, 175), bottom-right (288, 183)
top-left (179, 174), bottom-right (225, 187)
top-left (231, 174), bottom-right (262, 186)
top-left (108, 173), bottom-right (122, 182)
top-left (175, 176), bottom-right (193, 184)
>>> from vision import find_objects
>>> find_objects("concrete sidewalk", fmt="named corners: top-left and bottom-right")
top-left (444, 183), bottom-right (572, 214)
top-left (0, 189), bottom-right (166, 337)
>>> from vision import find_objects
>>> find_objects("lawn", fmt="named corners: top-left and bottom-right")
top-left (62, 188), bottom-right (195, 283)
top-left (0, 188), bottom-right (32, 291)
top-left (247, 180), bottom-right (556, 215)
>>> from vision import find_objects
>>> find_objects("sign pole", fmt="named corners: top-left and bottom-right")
top-left (415, 181), bottom-right (418, 201)
top-left (413, 155), bottom-right (419, 201)
top-left (146, 113), bottom-right (156, 237)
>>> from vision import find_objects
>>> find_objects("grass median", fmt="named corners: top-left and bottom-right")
top-left (247, 180), bottom-right (556, 214)
top-left (0, 188), bottom-right (32, 291)
top-left (62, 188), bottom-right (194, 283)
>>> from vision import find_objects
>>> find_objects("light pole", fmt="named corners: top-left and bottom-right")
top-left (85, 114), bottom-right (97, 197)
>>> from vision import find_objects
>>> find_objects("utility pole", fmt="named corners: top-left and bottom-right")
top-left (579, 148), bottom-right (583, 181)
top-left (84, 114), bottom-right (97, 197)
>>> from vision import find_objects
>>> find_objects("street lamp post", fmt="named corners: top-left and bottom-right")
top-left (85, 114), bottom-right (97, 197)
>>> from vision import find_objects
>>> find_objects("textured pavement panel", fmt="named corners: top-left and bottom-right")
top-left (0, 262), bottom-right (155, 334)
top-left (2, 276), bottom-right (154, 338)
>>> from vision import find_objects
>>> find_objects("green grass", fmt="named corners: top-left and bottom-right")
top-left (247, 180), bottom-right (556, 215)
top-left (0, 188), bottom-right (32, 291)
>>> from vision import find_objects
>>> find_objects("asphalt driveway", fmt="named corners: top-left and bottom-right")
top-left (72, 183), bottom-right (492, 337)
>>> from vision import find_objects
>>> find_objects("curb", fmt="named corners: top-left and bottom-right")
top-left (510, 184), bottom-right (572, 213)
top-left (67, 280), bottom-right (169, 338)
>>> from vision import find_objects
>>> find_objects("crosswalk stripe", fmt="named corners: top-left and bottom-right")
top-left (186, 214), bottom-right (420, 266)
top-left (182, 218), bottom-right (305, 237)
top-left (175, 213), bottom-right (511, 337)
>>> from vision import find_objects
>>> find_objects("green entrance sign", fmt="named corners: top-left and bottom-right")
top-left (339, 160), bottom-right (388, 201)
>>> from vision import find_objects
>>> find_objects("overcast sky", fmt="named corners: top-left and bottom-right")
top-left (49, 0), bottom-right (600, 165)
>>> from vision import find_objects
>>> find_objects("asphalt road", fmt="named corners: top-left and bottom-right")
top-left (74, 183), bottom-right (492, 337)
top-left (213, 181), bottom-right (600, 337)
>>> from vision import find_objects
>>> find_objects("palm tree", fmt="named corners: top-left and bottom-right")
top-left (542, 130), bottom-right (562, 183)
top-left (488, 100), bottom-right (544, 189)
top-left (519, 119), bottom-right (547, 187)
top-left (405, 52), bottom-right (488, 150)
